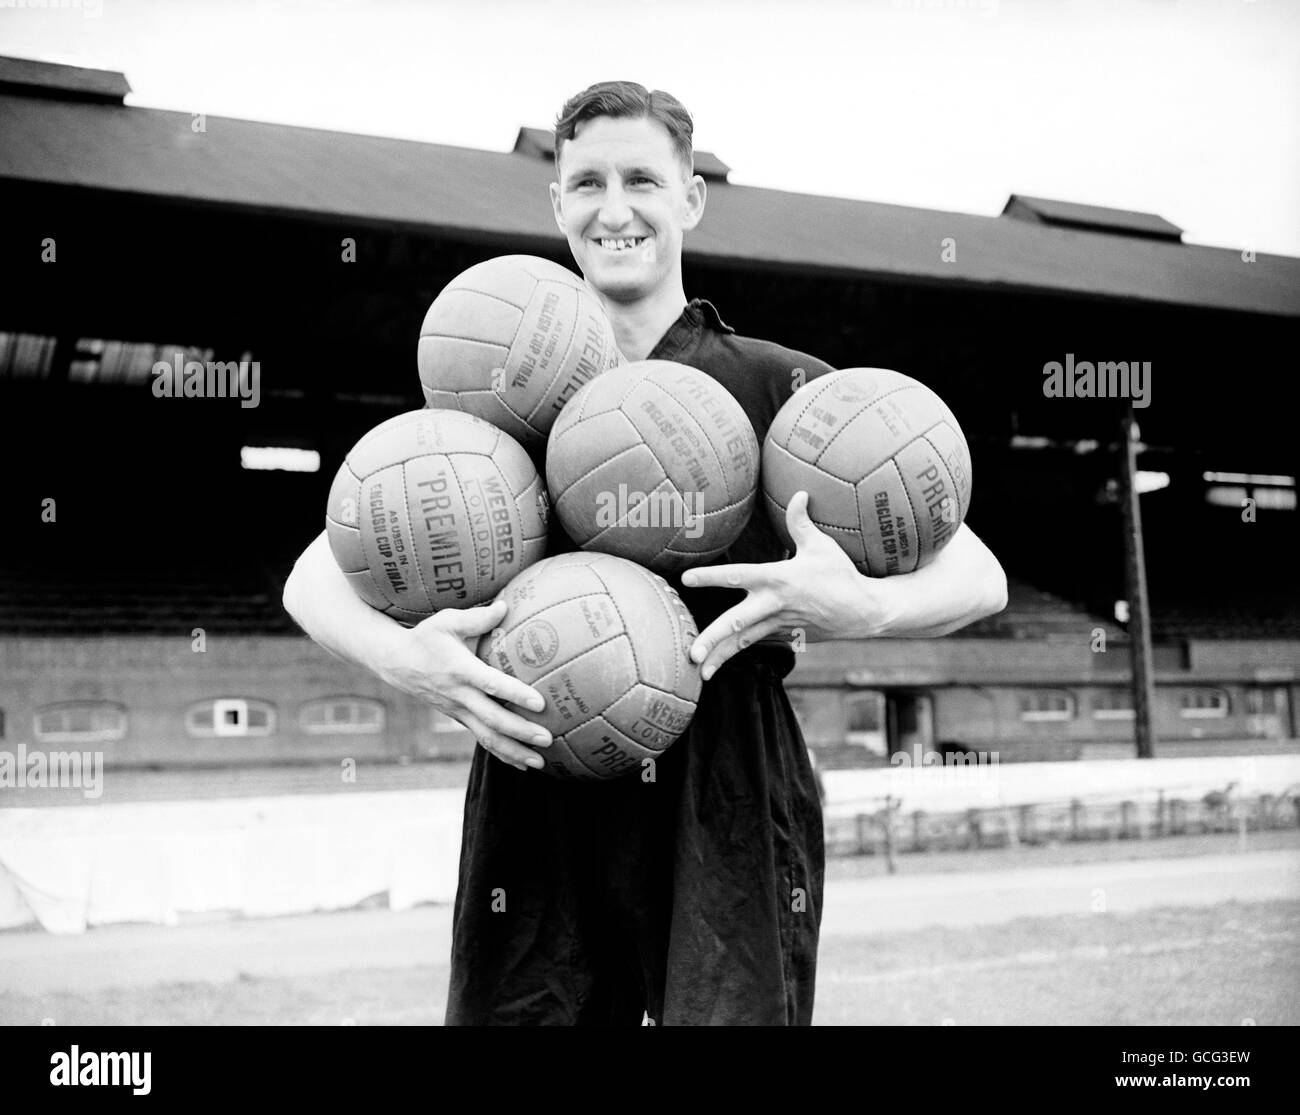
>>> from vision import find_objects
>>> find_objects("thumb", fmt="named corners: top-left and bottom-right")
top-left (438, 597), bottom-right (508, 638)
top-left (785, 490), bottom-right (821, 550)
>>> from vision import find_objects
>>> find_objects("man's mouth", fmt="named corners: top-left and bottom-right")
top-left (595, 236), bottom-right (651, 252)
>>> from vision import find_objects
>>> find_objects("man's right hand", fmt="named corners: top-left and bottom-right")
top-left (282, 531), bottom-right (550, 773)
top-left (378, 599), bottom-right (552, 772)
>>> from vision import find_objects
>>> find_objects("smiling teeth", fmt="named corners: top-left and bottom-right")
top-left (600, 237), bottom-right (647, 250)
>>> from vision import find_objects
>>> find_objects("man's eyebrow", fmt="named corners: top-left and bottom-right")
top-left (562, 164), bottom-right (665, 185)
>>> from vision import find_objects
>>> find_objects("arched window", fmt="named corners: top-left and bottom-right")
top-left (1019, 690), bottom-right (1075, 722)
top-left (299, 697), bottom-right (386, 735)
top-left (1178, 689), bottom-right (1229, 719)
top-left (1092, 689), bottom-right (1135, 721)
top-left (34, 702), bottom-right (127, 743)
top-left (186, 698), bottom-right (276, 738)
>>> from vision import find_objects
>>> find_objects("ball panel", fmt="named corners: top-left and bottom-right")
top-left (895, 439), bottom-right (961, 565)
top-left (420, 387), bottom-right (463, 412)
top-left (325, 463), bottom-right (363, 534)
top-left (325, 519), bottom-right (367, 574)
top-left (814, 386), bottom-right (927, 483)
top-left (636, 365), bottom-right (759, 504)
top-left (497, 254), bottom-right (588, 293)
top-left (565, 361), bottom-right (644, 421)
top-left (354, 462), bottom-right (432, 612)
top-left (435, 257), bottom-right (540, 310)
top-left (502, 281), bottom-right (580, 420)
top-left (513, 471), bottom-right (550, 540)
top-left (551, 716), bottom-right (654, 781)
top-left (924, 421), bottom-right (973, 519)
top-left (552, 443), bottom-right (668, 544)
top-left (763, 489), bottom-right (868, 566)
top-left (590, 561), bottom-right (697, 694)
top-left (417, 334), bottom-right (511, 392)
top-left (854, 460), bottom-right (920, 576)
top-left (764, 372), bottom-right (848, 459)
top-left (581, 477), bottom-right (685, 566)
top-left (507, 595), bottom-right (629, 681)
top-left (344, 409), bottom-right (488, 478)
top-left (546, 410), bottom-right (645, 500)
top-left (386, 603), bottom-right (435, 627)
top-left (450, 454), bottom-right (539, 604)
top-left (604, 685), bottom-right (698, 755)
top-left (429, 386), bottom-right (534, 445)
top-left (764, 441), bottom-right (861, 533)
top-left (529, 295), bottom-right (624, 425)
top-left (624, 380), bottom-right (732, 513)
top-left (491, 557), bottom-right (609, 622)
top-left (531, 637), bottom-right (640, 737)
top-left (519, 534), bottom-right (548, 569)
top-left (397, 453), bottom-right (470, 610)
top-left (344, 568), bottom-right (391, 612)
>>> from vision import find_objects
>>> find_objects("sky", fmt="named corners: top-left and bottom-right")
top-left (3, 0), bottom-right (1298, 256)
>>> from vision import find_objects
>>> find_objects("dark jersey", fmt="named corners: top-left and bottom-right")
top-left (446, 298), bottom-right (832, 1026)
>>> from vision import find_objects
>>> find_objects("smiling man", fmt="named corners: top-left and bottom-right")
top-left (283, 81), bottom-right (1007, 1026)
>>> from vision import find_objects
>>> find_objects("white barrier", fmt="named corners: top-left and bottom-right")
top-left (0, 789), bottom-right (465, 934)
top-left (822, 753), bottom-right (1300, 818)
top-left (3, 754), bottom-right (1298, 935)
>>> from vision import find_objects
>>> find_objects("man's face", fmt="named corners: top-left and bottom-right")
top-left (550, 115), bottom-right (705, 303)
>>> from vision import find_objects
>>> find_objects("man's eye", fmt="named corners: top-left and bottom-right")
top-left (630, 177), bottom-right (655, 186)
top-left (576, 178), bottom-right (599, 188)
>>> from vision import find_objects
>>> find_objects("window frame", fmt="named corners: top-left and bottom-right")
top-left (1178, 689), bottom-right (1230, 720)
top-left (299, 697), bottom-right (386, 736)
top-left (33, 701), bottom-right (128, 744)
top-left (185, 698), bottom-right (277, 738)
top-left (1092, 689), bottom-right (1136, 721)
top-left (1019, 689), bottom-right (1076, 723)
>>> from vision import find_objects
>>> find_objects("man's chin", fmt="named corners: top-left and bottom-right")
top-left (585, 271), bottom-right (655, 304)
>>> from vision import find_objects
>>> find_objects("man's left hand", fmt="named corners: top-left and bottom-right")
top-left (681, 491), bottom-right (888, 679)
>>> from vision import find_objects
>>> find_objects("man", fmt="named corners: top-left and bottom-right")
top-left (283, 81), bottom-right (1007, 1025)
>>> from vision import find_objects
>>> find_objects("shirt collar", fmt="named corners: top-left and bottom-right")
top-left (687, 298), bottom-right (735, 335)
top-left (651, 298), bottom-right (735, 361)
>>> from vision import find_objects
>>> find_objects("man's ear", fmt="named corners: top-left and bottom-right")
top-left (681, 174), bottom-right (707, 231)
top-left (549, 180), bottom-right (565, 234)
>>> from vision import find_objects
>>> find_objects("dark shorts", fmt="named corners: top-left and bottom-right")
top-left (444, 645), bottom-right (824, 1026)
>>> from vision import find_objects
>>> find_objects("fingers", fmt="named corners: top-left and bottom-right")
top-left (459, 687), bottom-right (552, 751)
top-left (698, 616), bottom-right (784, 681)
top-left (679, 562), bottom-right (768, 591)
top-left (458, 657), bottom-right (546, 713)
top-left (691, 591), bottom-right (781, 667)
top-left (457, 709), bottom-right (545, 773)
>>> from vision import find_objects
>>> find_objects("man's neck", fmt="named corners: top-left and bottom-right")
top-left (594, 281), bottom-right (688, 363)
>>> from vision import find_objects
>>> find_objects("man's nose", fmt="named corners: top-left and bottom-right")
top-left (598, 186), bottom-right (633, 230)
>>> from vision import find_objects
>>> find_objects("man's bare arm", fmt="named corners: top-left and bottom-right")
top-left (682, 494), bottom-right (1008, 678)
top-left (282, 531), bottom-right (552, 772)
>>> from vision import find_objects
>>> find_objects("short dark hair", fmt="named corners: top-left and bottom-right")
top-left (554, 81), bottom-right (694, 177)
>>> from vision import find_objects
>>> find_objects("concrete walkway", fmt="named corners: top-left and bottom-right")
top-left (2, 847), bottom-right (1296, 997)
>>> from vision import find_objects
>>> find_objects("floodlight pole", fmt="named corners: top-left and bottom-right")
top-left (1118, 404), bottom-right (1157, 759)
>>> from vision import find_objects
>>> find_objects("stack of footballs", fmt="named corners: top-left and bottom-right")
top-left (324, 256), bottom-right (972, 781)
